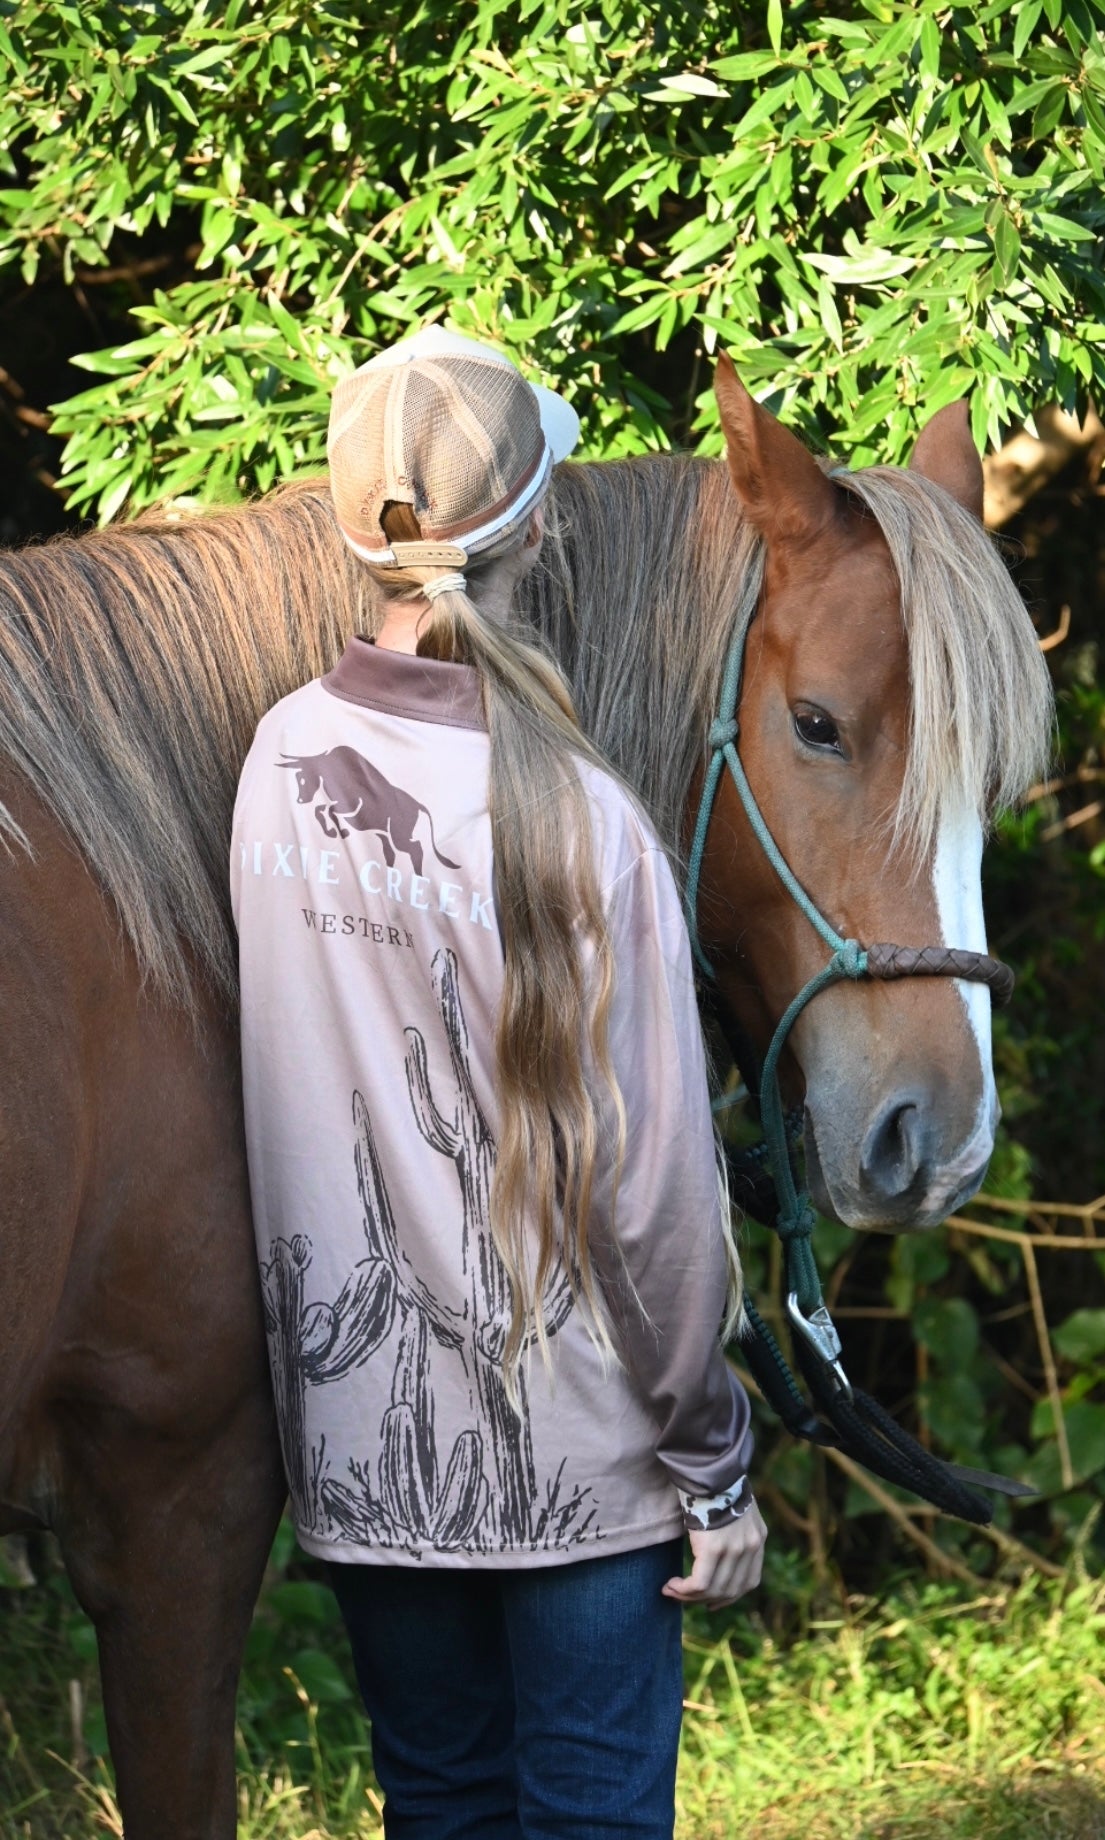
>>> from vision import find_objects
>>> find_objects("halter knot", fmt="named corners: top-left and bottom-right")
top-left (776, 1198), bottom-right (817, 1245)
top-left (709, 716), bottom-right (739, 752)
top-left (834, 938), bottom-right (868, 980)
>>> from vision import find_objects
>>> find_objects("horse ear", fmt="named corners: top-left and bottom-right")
top-left (908, 401), bottom-right (984, 523)
top-left (276, 756), bottom-right (299, 768)
top-left (714, 352), bottom-right (837, 543)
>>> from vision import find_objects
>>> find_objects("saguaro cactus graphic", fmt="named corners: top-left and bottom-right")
top-left (321, 1308), bottom-right (488, 1552)
top-left (260, 1234), bottom-right (396, 1523)
top-left (378, 1309), bottom-right (488, 1548)
top-left (352, 1087), bottom-right (465, 1359)
top-left (404, 946), bottom-right (574, 1543)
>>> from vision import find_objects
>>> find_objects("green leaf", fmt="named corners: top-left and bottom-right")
top-left (1031, 83), bottom-right (1068, 139)
top-left (97, 473), bottom-right (133, 525)
top-left (914, 1298), bottom-right (980, 1369)
top-left (731, 77), bottom-right (797, 139)
top-left (654, 74), bottom-right (726, 98)
top-left (805, 250), bottom-right (917, 284)
top-left (267, 1581), bottom-right (339, 1627)
top-left (818, 276), bottom-right (843, 350)
top-left (1014, 0), bottom-right (1045, 60)
top-left (1053, 1309), bottom-right (1105, 1363)
top-left (288, 1648), bottom-right (353, 1705)
top-left (994, 210), bottom-right (1022, 283)
top-left (712, 52), bottom-right (780, 81)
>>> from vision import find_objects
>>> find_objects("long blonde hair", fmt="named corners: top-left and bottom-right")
top-left (369, 500), bottom-right (627, 1385)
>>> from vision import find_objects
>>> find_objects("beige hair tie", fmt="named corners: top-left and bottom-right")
top-left (423, 572), bottom-right (467, 602)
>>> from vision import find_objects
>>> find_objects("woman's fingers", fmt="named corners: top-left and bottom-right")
top-left (662, 1503), bottom-right (768, 1608)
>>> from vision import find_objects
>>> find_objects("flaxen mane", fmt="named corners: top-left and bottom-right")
top-left (0, 454), bottom-right (1050, 1010)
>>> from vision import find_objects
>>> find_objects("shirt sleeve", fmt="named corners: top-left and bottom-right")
top-left (586, 846), bottom-right (755, 1521)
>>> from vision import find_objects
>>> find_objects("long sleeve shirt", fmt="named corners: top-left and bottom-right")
top-left (231, 636), bottom-right (753, 1568)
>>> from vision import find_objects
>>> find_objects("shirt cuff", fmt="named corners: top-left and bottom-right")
top-left (678, 1474), bottom-right (754, 1531)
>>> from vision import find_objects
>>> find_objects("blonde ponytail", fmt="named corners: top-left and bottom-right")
top-left (369, 503), bottom-right (627, 1392)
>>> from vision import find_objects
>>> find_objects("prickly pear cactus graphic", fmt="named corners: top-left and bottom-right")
top-left (404, 946), bottom-right (576, 1544)
top-left (260, 1233), bottom-right (396, 1525)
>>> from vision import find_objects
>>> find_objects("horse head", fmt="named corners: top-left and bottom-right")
top-left (698, 357), bottom-right (1052, 1232)
top-left (277, 754), bottom-right (324, 804)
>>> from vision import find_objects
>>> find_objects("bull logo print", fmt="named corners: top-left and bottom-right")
top-left (278, 747), bottom-right (460, 874)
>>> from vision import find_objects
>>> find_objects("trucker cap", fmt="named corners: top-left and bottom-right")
top-left (327, 326), bottom-right (580, 568)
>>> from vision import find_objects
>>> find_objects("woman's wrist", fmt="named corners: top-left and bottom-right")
top-left (677, 1473), bottom-right (755, 1532)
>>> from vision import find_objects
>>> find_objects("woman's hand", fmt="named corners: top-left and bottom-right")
top-left (661, 1501), bottom-right (767, 1610)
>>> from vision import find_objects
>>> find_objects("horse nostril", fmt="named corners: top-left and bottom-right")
top-left (859, 1095), bottom-right (928, 1204)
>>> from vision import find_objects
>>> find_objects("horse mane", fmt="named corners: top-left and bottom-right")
top-left (834, 467), bottom-right (1053, 862)
top-left (520, 457), bottom-right (764, 863)
top-left (0, 480), bottom-right (361, 1007)
top-left (0, 449), bottom-right (1051, 1015)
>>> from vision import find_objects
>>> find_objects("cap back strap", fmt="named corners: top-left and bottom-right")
top-left (342, 537), bottom-right (471, 568)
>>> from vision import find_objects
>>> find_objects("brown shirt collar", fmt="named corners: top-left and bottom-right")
top-left (322, 636), bottom-right (486, 732)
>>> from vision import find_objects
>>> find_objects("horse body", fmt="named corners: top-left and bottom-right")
top-left (0, 367), bottom-right (1051, 1835)
top-left (0, 779), bottom-right (285, 1835)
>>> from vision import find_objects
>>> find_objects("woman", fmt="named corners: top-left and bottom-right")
top-left (231, 326), bottom-right (765, 1839)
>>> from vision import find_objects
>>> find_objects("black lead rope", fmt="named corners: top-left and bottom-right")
top-left (724, 1133), bottom-right (1034, 1526)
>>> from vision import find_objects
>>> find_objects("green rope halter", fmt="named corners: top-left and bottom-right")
top-left (684, 613), bottom-right (869, 1318)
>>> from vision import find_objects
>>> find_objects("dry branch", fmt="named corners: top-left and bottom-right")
top-left (1022, 1238), bottom-right (1074, 1491)
top-left (822, 1450), bottom-right (987, 1586)
top-left (983, 404), bottom-right (1104, 527)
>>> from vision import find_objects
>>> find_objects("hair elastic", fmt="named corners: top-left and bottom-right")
top-left (423, 572), bottom-right (467, 601)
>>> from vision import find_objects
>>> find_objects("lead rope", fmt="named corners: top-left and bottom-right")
top-left (687, 613), bottom-right (1033, 1524)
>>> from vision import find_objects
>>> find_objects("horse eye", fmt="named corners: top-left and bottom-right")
top-left (794, 708), bottom-right (843, 754)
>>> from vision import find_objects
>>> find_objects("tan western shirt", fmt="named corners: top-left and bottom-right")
top-left (232, 638), bottom-right (753, 1567)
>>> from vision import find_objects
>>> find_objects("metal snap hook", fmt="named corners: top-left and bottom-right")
top-left (786, 1292), bottom-right (854, 1402)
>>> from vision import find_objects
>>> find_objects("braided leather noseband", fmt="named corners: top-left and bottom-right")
top-left (683, 603), bottom-right (1027, 1524)
top-left (865, 942), bottom-right (1014, 1006)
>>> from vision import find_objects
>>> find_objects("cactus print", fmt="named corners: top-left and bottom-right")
top-left (266, 946), bottom-right (599, 1556)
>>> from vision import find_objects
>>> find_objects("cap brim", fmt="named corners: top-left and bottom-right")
top-left (533, 383), bottom-right (580, 462)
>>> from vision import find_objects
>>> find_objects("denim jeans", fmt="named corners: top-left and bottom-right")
top-left (328, 1537), bottom-right (685, 1840)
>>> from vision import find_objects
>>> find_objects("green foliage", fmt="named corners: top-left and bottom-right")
top-left (1, 0), bottom-right (1104, 516)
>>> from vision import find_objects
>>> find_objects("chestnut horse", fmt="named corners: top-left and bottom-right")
top-left (0, 363), bottom-right (1050, 1836)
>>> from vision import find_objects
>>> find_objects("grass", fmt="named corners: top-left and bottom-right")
top-left (677, 1578), bottom-right (1105, 1838)
top-left (1, 1545), bottom-right (1102, 1839)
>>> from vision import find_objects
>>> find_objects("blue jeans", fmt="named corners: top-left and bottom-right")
top-left (328, 1537), bottom-right (685, 1839)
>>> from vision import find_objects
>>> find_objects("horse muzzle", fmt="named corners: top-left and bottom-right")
top-left (804, 1092), bottom-right (997, 1231)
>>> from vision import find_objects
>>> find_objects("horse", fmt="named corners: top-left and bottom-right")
top-left (0, 359), bottom-right (1051, 1837)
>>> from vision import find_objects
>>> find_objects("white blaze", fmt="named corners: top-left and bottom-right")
top-left (931, 801), bottom-right (999, 1157)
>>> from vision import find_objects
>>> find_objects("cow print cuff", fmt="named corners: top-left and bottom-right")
top-left (678, 1474), bottom-right (754, 1532)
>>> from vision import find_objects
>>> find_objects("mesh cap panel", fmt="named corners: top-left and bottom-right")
top-left (329, 351), bottom-right (546, 562)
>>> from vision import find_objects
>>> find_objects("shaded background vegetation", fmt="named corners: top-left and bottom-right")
top-left (1, 1), bottom-right (1103, 1827)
